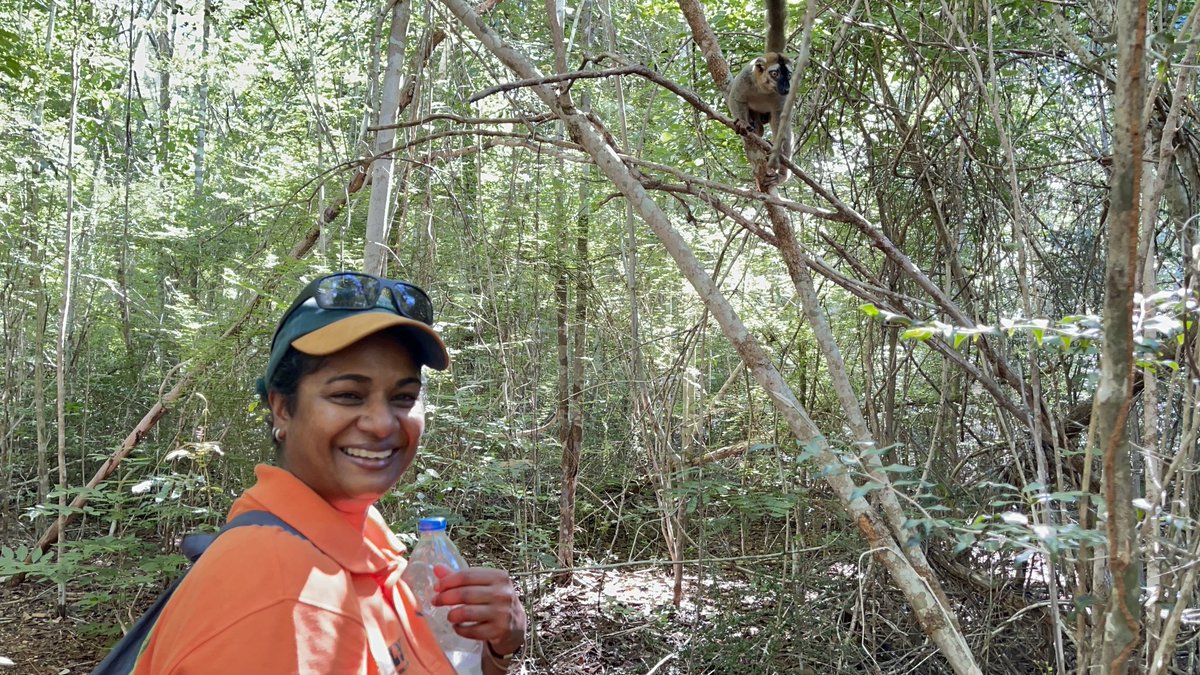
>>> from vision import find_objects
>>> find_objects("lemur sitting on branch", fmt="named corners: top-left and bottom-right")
top-left (726, 0), bottom-right (793, 189)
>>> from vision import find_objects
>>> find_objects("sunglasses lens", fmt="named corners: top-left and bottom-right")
top-left (389, 284), bottom-right (433, 325)
top-left (315, 273), bottom-right (381, 310)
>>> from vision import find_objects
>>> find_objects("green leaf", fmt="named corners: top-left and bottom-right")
top-left (952, 533), bottom-right (976, 554)
top-left (797, 442), bottom-right (823, 462)
top-left (0, 54), bottom-right (19, 80)
top-left (817, 462), bottom-right (844, 477)
top-left (881, 463), bottom-right (916, 473)
top-left (901, 326), bottom-right (935, 341)
top-left (859, 303), bottom-right (880, 317)
top-left (1045, 491), bottom-right (1085, 503)
top-left (1000, 512), bottom-right (1028, 526)
top-left (850, 481), bottom-right (885, 500)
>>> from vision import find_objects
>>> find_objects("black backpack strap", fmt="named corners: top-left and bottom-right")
top-left (91, 511), bottom-right (307, 675)
top-left (180, 511), bottom-right (305, 562)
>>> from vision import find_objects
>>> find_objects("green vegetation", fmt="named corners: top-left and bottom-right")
top-left (0, 0), bottom-right (1196, 672)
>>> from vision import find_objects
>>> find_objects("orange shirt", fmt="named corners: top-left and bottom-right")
top-left (131, 465), bottom-right (456, 675)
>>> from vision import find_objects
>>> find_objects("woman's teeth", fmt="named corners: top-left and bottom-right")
top-left (341, 447), bottom-right (396, 460)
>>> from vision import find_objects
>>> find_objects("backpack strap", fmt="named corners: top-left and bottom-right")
top-left (180, 510), bottom-right (305, 562)
top-left (91, 511), bottom-right (306, 675)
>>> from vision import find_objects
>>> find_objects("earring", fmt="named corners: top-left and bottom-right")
top-left (273, 427), bottom-right (285, 442)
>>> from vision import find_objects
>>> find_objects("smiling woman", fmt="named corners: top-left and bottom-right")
top-left (270, 333), bottom-right (426, 511)
top-left (125, 272), bottom-right (526, 675)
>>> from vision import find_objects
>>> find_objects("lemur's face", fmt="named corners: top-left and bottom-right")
top-left (757, 53), bottom-right (791, 96)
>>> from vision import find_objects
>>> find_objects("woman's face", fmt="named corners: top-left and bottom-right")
top-left (268, 332), bottom-right (425, 511)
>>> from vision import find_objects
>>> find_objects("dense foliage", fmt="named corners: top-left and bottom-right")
top-left (2, 0), bottom-right (1199, 672)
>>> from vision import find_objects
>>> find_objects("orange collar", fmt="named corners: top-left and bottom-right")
top-left (229, 465), bottom-right (407, 576)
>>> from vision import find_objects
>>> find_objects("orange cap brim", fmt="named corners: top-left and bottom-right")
top-left (291, 312), bottom-right (449, 370)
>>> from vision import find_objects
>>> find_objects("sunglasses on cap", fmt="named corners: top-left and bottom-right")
top-left (277, 272), bottom-right (434, 331)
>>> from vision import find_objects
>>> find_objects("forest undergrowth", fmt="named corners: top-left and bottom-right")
top-left (0, 472), bottom-right (1132, 675)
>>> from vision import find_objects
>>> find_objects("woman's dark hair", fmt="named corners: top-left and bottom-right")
top-left (261, 347), bottom-right (326, 449)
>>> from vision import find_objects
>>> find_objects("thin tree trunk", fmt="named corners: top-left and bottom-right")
top-left (770, 208), bottom-right (964, 632)
top-left (193, 0), bottom-right (212, 198)
top-left (675, 0), bottom-right (728, 93)
top-left (154, 1), bottom-right (174, 168)
top-left (26, 0), bottom-right (54, 537)
top-left (1094, 0), bottom-right (1147, 668)
top-left (116, 0), bottom-right (138, 354)
top-left (54, 44), bottom-right (81, 618)
top-left (358, 4), bottom-right (387, 149)
top-left (0, 303), bottom-right (12, 541)
top-left (545, 0), bottom-right (578, 583)
top-left (364, 0), bottom-right (411, 275)
top-left (553, 163), bottom-right (572, 579)
top-left (1135, 23), bottom-right (1200, 663)
top-left (31, 0), bottom-right (54, 126)
top-left (601, 0), bottom-right (664, 605)
top-left (562, 135), bottom-right (591, 581)
top-left (33, 266), bottom-right (49, 527)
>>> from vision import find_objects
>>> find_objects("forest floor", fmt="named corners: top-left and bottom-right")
top-left (0, 581), bottom-right (104, 674)
top-left (0, 565), bottom-right (744, 674)
top-left (523, 568), bottom-right (730, 674)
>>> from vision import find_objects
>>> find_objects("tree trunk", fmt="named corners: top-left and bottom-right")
top-left (1094, 0), bottom-right (1147, 668)
top-left (26, 0), bottom-right (54, 537)
top-left (117, 0), bottom-right (137, 355)
top-left (33, 266), bottom-right (49, 528)
top-left (193, 0), bottom-right (212, 198)
top-left (54, 44), bottom-right (81, 618)
top-left (153, 1), bottom-right (175, 168)
top-left (364, 0), bottom-right (411, 275)
top-left (553, 163), bottom-right (573, 579)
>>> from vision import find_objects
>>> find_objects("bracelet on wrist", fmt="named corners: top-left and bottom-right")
top-left (485, 641), bottom-right (518, 668)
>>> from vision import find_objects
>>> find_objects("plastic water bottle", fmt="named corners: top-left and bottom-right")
top-left (401, 517), bottom-right (483, 675)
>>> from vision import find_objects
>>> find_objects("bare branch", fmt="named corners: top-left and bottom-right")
top-left (370, 112), bottom-right (556, 131)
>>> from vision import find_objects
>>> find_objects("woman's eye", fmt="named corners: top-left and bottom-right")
top-left (331, 392), bottom-right (363, 402)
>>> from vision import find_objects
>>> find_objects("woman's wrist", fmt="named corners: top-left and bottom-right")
top-left (483, 640), bottom-right (517, 672)
top-left (487, 639), bottom-right (519, 659)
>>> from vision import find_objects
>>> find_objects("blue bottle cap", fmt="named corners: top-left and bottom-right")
top-left (418, 517), bottom-right (447, 532)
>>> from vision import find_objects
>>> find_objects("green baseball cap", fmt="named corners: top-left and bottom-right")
top-left (258, 300), bottom-right (450, 396)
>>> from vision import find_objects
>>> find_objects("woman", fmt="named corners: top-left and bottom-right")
top-left (132, 272), bottom-right (526, 674)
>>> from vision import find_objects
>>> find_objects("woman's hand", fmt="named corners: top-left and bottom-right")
top-left (432, 566), bottom-right (527, 658)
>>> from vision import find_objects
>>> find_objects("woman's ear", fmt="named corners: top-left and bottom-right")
top-left (267, 390), bottom-right (291, 431)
